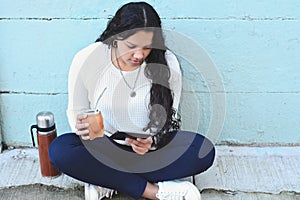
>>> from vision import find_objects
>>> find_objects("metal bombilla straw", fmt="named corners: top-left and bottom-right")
top-left (94, 87), bottom-right (107, 111)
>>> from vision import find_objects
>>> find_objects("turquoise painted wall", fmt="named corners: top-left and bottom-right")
top-left (1, 0), bottom-right (300, 146)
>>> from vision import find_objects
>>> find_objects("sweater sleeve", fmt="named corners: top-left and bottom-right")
top-left (66, 51), bottom-right (90, 132)
top-left (166, 50), bottom-right (182, 111)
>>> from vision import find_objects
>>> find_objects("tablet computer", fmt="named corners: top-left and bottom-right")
top-left (110, 131), bottom-right (151, 140)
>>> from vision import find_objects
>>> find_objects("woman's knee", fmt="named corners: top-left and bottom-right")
top-left (48, 133), bottom-right (78, 168)
top-left (194, 134), bottom-right (216, 172)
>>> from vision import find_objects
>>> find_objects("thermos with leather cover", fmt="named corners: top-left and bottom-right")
top-left (30, 111), bottom-right (61, 178)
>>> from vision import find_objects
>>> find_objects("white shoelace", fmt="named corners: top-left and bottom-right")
top-left (85, 183), bottom-right (117, 199)
top-left (96, 186), bottom-right (117, 199)
top-left (156, 191), bottom-right (185, 200)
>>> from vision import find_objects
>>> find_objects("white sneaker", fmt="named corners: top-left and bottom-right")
top-left (85, 183), bottom-right (117, 200)
top-left (156, 181), bottom-right (201, 200)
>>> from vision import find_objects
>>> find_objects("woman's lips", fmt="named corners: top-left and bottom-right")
top-left (130, 60), bottom-right (142, 65)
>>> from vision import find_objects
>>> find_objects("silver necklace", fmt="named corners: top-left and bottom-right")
top-left (115, 47), bottom-right (141, 97)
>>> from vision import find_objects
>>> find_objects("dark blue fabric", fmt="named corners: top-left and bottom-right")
top-left (49, 131), bottom-right (215, 199)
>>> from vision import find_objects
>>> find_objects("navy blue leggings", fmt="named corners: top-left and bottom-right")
top-left (49, 131), bottom-right (215, 199)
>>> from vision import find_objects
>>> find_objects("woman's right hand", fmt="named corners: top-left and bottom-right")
top-left (75, 114), bottom-right (90, 140)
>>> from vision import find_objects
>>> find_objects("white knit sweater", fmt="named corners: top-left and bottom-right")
top-left (67, 42), bottom-right (182, 138)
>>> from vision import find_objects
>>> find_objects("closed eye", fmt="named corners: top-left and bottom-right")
top-left (126, 41), bottom-right (152, 50)
top-left (143, 46), bottom-right (152, 50)
top-left (127, 44), bottom-right (137, 49)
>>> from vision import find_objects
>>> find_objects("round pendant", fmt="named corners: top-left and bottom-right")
top-left (130, 91), bottom-right (136, 97)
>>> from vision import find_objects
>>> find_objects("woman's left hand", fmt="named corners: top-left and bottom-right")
top-left (125, 137), bottom-right (153, 155)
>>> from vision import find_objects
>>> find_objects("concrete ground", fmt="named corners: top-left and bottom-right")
top-left (0, 146), bottom-right (300, 200)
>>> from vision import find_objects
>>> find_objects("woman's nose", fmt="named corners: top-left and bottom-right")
top-left (133, 49), bottom-right (143, 60)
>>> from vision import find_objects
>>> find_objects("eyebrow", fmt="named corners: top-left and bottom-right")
top-left (126, 41), bottom-right (152, 48)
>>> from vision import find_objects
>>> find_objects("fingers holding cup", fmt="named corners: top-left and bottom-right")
top-left (80, 109), bottom-right (104, 140)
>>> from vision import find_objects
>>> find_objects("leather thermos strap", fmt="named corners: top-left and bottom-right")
top-left (30, 124), bottom-right (56, 147)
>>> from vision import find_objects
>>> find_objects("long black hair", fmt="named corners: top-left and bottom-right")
top-left (95, 2), bottom-right (180, 147)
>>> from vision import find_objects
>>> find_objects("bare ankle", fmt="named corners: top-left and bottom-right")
top-left (142, 182), bottom-right (159, 200)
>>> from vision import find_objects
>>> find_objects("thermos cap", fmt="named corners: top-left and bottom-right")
top-left (36, 111), bottom-right (55, 128)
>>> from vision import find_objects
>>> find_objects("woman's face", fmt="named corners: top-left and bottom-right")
top-left (114, 30), bottom-right (153, 71)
